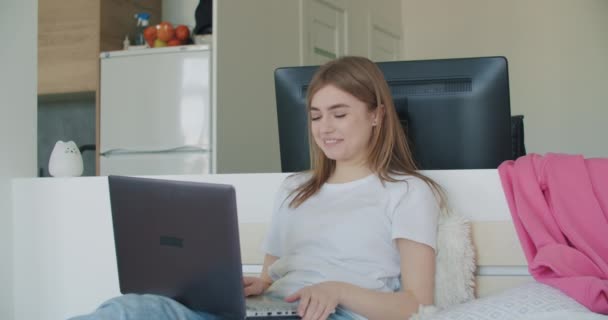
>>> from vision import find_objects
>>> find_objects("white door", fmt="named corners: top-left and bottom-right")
top-left (301, 0), bottom-right (348, 65)
top-left (369, 22), bottom-right (402, 62)
top-left (100, 46), bottom-right (211, 152)
top-left (368, 0), bottom-right (403, 61)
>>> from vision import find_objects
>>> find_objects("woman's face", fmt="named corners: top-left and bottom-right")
top-left (310, 84), bottom-right (378, 167)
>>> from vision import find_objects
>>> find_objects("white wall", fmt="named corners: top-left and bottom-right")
top-left (215, 0), bottom-right (300, 173)
top-left (0, 0), bottom-right (38, 319)
top-left (401, 0), bottom-right (608, 157)
top-left (162, 0), bottom-right (198, 29)
top-left (162, 0), bottom-right (299, 173)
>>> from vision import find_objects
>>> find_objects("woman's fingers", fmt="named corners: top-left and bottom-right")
top-left (284, 290), bottom-right (300, 303)
top-left (286, 285), bottom-right (338, 320)
top-left (243, 278), bottom-right (264, 297)
top-left (243, 285), bottom-right (255, 297)
top-left (243, 283), bottom-right (259, 296)
top-left (296, 291), bottom-right (311, 317)
top-left (320, 304), bottom-right (336, 320)
top-left (307, 298), bottom-right (325, 320)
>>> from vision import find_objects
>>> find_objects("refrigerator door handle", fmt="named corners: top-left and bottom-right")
top-left (100, 146), bottom-right (210, 157)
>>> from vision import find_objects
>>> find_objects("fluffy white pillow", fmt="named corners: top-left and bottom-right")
top-left (410, 211), bottom-right (475, 319)
top-left (434, 211), bottom-right (476, 309)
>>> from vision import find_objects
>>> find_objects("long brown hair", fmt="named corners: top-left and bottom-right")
top-left (289, 56), bottom-right (445, 208)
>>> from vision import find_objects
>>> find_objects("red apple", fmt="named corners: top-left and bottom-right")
top-left (143, 26), bottom-right (157, 47)
top-left (175, 25), bottom-right (190, 42)
top-left (156, 22), bottom-right (175, 42)
top-left (167, 38), bottom-right (182, 46)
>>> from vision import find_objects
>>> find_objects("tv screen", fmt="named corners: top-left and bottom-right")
top-left (274, 56), bottom-right (512, 171)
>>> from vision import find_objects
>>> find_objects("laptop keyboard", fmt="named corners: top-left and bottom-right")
top-left (248, 317), bottom-right (300, 319)
top-left (246, 299), bottom-right (299, 318)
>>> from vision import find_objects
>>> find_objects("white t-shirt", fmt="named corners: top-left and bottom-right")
top-left (261, 173), bottom-right (439, 300)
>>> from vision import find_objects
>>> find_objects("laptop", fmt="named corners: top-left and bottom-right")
top-left (108, 175), bottom-right (300, 319)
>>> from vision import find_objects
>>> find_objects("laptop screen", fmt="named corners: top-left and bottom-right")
top-left (108, 175), bottom-right (247, 318)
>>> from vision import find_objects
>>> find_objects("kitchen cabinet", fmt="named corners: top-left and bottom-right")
top-left (38, 0), bottom-right (161, 175)
top-left (37, 0), bottom-right (162, 95)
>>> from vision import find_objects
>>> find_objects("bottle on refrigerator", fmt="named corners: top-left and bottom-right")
top-left (133, 12), bottom-right (151, 46)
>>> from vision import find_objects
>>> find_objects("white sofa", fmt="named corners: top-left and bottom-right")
top-left (11, 170), bottom-right (530, 319)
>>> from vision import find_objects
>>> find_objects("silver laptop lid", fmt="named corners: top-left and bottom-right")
top-left (108, 175), bottom-right (246, 319)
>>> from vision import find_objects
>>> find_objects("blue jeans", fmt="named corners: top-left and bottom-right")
top-left (69, 294), bottom-right (357, 319)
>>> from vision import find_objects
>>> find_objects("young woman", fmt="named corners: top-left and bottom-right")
top-left (72, 56), bottom-right (443, 320)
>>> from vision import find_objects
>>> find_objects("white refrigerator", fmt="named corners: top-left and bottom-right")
top-left (99, 45), bottom-right (212, 176)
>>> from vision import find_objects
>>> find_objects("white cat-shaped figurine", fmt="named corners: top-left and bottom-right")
top-left (48, 140), bottom-right (84, 177)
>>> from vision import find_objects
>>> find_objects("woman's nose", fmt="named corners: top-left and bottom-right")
top-left (318, 117), bottom-right (335, 133)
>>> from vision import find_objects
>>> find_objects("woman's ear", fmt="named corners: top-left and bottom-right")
top-left (372, 104), bottom-right (386, 126)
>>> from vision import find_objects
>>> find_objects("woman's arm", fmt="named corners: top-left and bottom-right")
top-left (243, 254), bottom-right (279, 296)
top-left (260, 254), bottom-right (279, 284)
top-left (287, 238), bottom-right (435, 320)
top-left (337, 238), bottom-right (435, 319)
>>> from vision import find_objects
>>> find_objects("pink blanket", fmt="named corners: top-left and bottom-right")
top-left (498, 153), bottom-right (608, 314)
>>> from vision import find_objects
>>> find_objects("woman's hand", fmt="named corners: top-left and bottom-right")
top-left (285, 281), bottom-right (343, 320)
top-left (243, 276), bottom-right (272, 297)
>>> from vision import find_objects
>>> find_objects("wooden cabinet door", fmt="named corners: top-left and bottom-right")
top-left (37, 0), bottom-right (161, 95)
top-left (38, 0), bottom-right (100, 94)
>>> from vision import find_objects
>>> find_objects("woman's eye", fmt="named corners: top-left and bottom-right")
top-left (334, 114), bottom-right (346, 118)
top-left (311, 115), bottom-right (321, 121)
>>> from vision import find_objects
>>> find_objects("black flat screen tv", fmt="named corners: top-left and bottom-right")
top-left (274, 56), bottom-right (512, 171)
